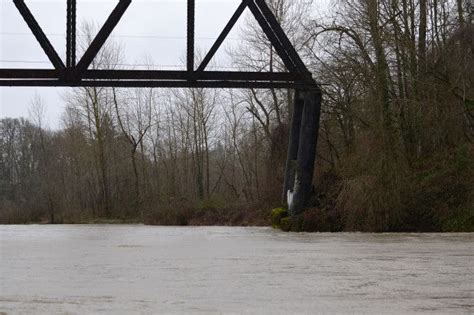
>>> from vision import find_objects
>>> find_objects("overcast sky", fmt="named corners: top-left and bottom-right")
top-left (0, 0), bottom-right (328, 128)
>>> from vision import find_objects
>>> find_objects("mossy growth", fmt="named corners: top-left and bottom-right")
top-left (271, 207), bottom-right (308, 232)
top-left (271, 207), bottom-right (288, 229)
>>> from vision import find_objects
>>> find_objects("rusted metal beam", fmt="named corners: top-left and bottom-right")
top-left (0, 79), bottom-right (309, 89)
top-left (75, 0), bottom-right (131, 74)
top-left (187, 0), bottom-right (195, 73)
top-left (247, 1), bottom-right (297, 73)
top-left (67, 0), bottom-right (71, 68)
top-left (13, 0), bottom-right (65, 70)
top-left (197, 0), bottom-right (251, 72)
top-left (0, 69), bottom-right (302, 82)
top-left (66, 0), bottom-right (77, 68)
top-left (254, 0), bottom-right (311, 78)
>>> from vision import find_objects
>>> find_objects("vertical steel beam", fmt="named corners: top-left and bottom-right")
top-left (187, 0), bottom-right (195, 73)
top-left (67, 0), bottom-right (71, 68)
top-left (288, 88), bottom-right (322, 217)
top-left (71, 0), bottom-right (76, 67)
top-left (66, 0), bottom-right (76, 68)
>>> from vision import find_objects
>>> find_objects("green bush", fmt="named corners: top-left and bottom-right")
top-left (271, 207), bottom-right (288, 228)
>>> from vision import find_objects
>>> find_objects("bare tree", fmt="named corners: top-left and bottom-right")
top-left (113, 87), bottom-right (154, 210)
top-left (29, 93), bottom-right (56, 223)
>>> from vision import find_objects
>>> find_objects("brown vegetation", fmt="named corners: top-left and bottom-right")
top-left (1, 0), bottom-right (472, 231)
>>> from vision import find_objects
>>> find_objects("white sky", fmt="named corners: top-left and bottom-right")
top-left (0, 0), bottom-right (329, 128)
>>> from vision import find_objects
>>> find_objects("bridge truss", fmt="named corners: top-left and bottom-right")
top-left (0, 0), bottom-right (322, 216)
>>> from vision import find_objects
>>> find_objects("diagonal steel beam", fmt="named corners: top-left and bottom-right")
top-left (13, 0), bottom-right (65, 70)
top-left (197, 0), bottom-right (251, 72)
top-left (247, 1), bottom-right (297, 73)
top-left (254, 0), bottom-right (311, 77)
top-left (75, 0), bottom-right (131, 74)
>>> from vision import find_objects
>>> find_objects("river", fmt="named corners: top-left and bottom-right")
top-left (0, 225), bottom-right (473, 314)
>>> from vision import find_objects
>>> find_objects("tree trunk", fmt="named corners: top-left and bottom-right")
top-left (367, 0), bottom-right (394, 153)
top-left (131, 148), bottom-right (140, 206)
top-left (419, 0), bottom-right (427, 71)
top-left (457, 0), bottom-right (465, 25)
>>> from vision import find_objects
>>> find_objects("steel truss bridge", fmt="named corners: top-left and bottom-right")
top-left (0, 0), bottom-right (322, 216)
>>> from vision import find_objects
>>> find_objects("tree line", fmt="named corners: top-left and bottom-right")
top-left (1, 0), bottom-right (472, 231)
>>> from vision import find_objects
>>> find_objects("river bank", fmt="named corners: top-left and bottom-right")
top-left (1, 143), bottom-right (472, 233)
top-left (1, 203), bottom-right (473, 233)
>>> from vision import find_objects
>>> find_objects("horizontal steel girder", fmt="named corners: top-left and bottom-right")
top-left (0, 69), bottom-right (316, 89)
top-left (0, 80), bottom-right (311, 89)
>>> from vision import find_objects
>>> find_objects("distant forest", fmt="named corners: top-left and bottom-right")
top-left (1, 0), bottom-right (473, 231)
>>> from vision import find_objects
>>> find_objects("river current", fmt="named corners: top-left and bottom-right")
top-left (0, 225), bottom-right (473, 314)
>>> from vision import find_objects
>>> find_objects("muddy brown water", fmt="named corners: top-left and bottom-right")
top-left (0, 225), bottom-right (473, 314)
